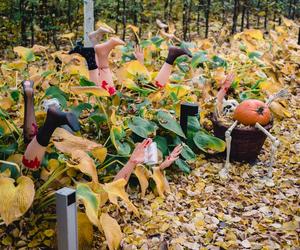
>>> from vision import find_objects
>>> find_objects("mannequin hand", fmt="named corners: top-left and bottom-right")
top-left (159, 144), bottom-right (183, 170)
top-left (129, 138), bottom-right (152, 165)
top-left (134, 45), bottom-right (144, 64)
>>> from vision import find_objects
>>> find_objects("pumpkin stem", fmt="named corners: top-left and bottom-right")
top-left (257, 106), bottom-right (265, 115)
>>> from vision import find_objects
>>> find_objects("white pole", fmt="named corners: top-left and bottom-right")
top-left (83, 0), bottom-right (94, 47)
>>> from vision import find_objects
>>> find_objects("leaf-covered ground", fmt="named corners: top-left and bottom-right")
top-left (105, 94), bottom-right (299, 250)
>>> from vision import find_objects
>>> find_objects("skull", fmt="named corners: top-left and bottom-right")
top-left (222, 99), bottom-right (239, 115)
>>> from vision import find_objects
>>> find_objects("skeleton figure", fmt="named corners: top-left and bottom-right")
top-left (222, 99), bottom-right (239, 116)
top-left (217, 76), bottom-right (288, 180)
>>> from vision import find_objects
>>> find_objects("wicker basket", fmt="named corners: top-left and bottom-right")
top-left (212, 114), bottom-right (273, 162)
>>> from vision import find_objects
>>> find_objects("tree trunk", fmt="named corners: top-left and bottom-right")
top-left (115, 0), bottom-right (120, 34)
top-left (139, 0), bottom-right (144, 37)
top-left (256, 0), bottom-right (260, 28)
top-left (183, 0), bottom-right (188, 41)
top-left (264, 1), bottom-right (268, 31)
top-left (241, 3), bottom-right (246, 31)
top-left (164, 0), bottom-right (169, 20)
top-left (67, 0), bottom-right (72, 29)
top-left (205, 0), bottom-right (211, 38)
top-left (83, 0), bottom-right (94, 47)
top-left (292, 0), bottom-right (297, 19)
top-left (222, 0), bottom-right (226, 26)
top-left (122, 0), bottom-right (126, 40)
top-left (288, 0), bottom-right (293, 18)
top-left (246, 7), bottom-right (250, 28)
top-left (187, 0), bottom-right (193, 40)
top-left (197, 0), bottom-right (201, 35)
top-left (30, 2), bottom-right (34, 46)
top-left (20, 0), bottom-right (27, 46)
top-left (169, 0), bottom-right (173, 21)
top-left (232, 0), bottom-right (239, 34)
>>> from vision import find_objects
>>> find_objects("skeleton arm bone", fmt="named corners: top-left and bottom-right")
top-left (219, 120), bottom-right (238, 179)
top-left (255, 122), bottom-right (280, 177)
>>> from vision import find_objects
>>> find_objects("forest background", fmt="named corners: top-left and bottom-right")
top-left (0, 0), bottom-right (299, 57)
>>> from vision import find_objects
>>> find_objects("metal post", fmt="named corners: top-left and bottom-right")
top-left (84, 0), bottom-right (94, 47)
top-left (56, 187), bottom-right (78, 250)
top-left (180, 102), bottom-right (199, 135)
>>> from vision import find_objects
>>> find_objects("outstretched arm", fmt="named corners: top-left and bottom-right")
top-left (114, 139), bottom-right (152, 182)
top-left (216, 73), bottom-right (235, 116)
top-left (133, 45), bottom-right (144, 65)
top-left (159, 144), bottom-right (183, 170)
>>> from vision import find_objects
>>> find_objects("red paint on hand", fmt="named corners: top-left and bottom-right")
top-left (101, 80), bottom-right (116, 96)
top-left (155, 81), bottom-right (164, 88)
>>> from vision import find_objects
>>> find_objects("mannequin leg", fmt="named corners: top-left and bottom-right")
top-left (22, 107), bottom-right (80, 170)
top-left (154, 46), bottom-right (192, 88)
top-left (22, 80), bottom-right (37, 144)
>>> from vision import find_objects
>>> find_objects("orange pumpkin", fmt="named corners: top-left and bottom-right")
top-left (233, 99), bottom-right (271, 126)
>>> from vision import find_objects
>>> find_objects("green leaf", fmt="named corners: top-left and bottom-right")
top-left (0, 163), bottom-right (20, 179)
top-left (41, 70), bottom-right (54, 78)
top-left (71, 103), bottom-right (92, 118)
top-left (128, 116), bottom-right (157, 138)
top-left (25, 50), bottom-right (35, 62)
top-left (0, 143), bottom-right (17, 157)
top-left (45, 86), bottom-right (67, 98)
top-left (45, 86), bottom-right (68, 108)
top-left (153, 136), bottom-right (169, 156)
top-left (76, 183), bottom-right (99, 226)
top-left (116, 141), bottom-right (131, 156)
top-left (212, 55), bottom-right (227, 68)
top-left (157, 110), bottom-right (186, 138)
top-left (79, 76), bottom-right (96, 86)
top-left (193, 131), bottom-right (226, 153)
top-left (181, 143), bottom-right (196, 160)
top-left (175, 158), bottom-right (191, 174)
top-left (151, 36), bottom-right (164, 48)
top-left (248, 51), bottom-right (263, 59)
top-left (191, 51), bottom-right (208, 68)
top-left (10, 90), bottom-right (20, 102)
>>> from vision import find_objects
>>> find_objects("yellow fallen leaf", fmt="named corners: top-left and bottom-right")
top-left (282, 16), bottom-right (295, 27)
top-left (125, 60), bottom-right (150, 80)
top-left (68, 150), bottom-right (98, 183)
top-left (32, 45), bottom-right (48, 53)
top-left (103, 179), bottom-right (139, 216)
top-left (13, 46), bottom-right (34, 60)
top-left (282, 220), bottom-right (299, 231)
top-left (243, 29), bottom-right (264, 40)
top-left (134, 165), bottom-right (151, 197)
top-left (269, 101), bottom-right (292, 118)
top-left (70, 86), bottom-right (110, 97)
top-left (165, 83), bottom-right (191, 98)
top-left (88, 182), bottom-right (109, 207)
top-left (99, 213), bottom-right (122, 250)
top-left (52, 127), bottom-right (102, 154)
top-left (0, 97), bottom-right (14, 110)
top-left (127, 24), bottom-right (139, 33)
top-left (95, 21), bottom-right (115, 33)
top-left (91, 147), bottom-right (107, 164)
top-left (78, 212), bottom-right (93, 250)
top-left (41, 159), bottom-right (60, 181)
top-left (151, 167), bottom-right (170, 198)
top-left (0, 176), bottom-right (35, 225)
top-left (0, 119), bottom-right (14, 135)
top-left (60, 32), bottom-right (75, 39)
